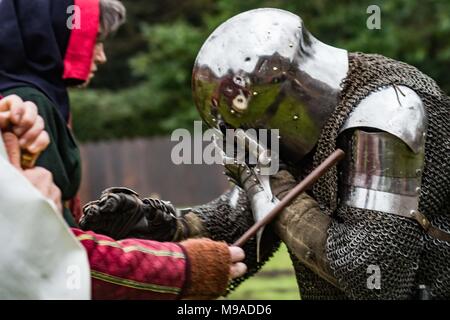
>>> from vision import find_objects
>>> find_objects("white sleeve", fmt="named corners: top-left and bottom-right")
top-left (0, 131), bottom-right (91, 299)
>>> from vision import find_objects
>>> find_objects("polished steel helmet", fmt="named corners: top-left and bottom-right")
top-left (192, 8), bottom-right (349, 162)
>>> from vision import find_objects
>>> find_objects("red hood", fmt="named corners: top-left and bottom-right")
top-left (63, 0), bottom-right (100, 82)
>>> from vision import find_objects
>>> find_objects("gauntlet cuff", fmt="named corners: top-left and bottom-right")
top-left (172, 212), bottom-right (208, 241)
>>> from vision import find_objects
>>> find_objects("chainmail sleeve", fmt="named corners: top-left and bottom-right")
top-left (326, 206), bottom-right (424, 299)
top-left (189, 186), bottom-right (281, 294)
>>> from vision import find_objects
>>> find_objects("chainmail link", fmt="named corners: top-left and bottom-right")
top-left (418, 213), bottom-right (450, 299)
top-left (310, 52), bottom-right (450, 299)
top-left (191, 187), bottom-right (281, 295)
top-left (289, 251), bottom-right (347, 300)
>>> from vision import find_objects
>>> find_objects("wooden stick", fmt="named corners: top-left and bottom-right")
top-left (233, 149), bottom-right (345, 247)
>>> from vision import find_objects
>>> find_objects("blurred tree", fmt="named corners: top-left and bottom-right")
top-left (71, 0), bottom-right (450, 142)
top-left (92, 0), bottom-right (214, 89)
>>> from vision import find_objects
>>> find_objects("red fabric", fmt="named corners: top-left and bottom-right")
top-left (72, 228), bottom-right (187, 300)
top-left (69, 195), bottom-right (82, 223)
top-left (63, 0), bottom-right (99, 82)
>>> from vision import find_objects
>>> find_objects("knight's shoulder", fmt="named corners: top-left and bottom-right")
top-left (339, 85), bottom-right (426, 153)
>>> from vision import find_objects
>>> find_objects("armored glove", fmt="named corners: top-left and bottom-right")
top-left (216, 130), bottom-right (285, 261)
top-left (79, 187), bottom-right (180, 241)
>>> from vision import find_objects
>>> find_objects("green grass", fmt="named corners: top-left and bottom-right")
top-left (225, 244), bottom-right (301, 300)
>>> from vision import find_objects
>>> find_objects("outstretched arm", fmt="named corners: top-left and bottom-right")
top-left (72, 228), bottom-right (236, 300)
top-left (80, 186), bottom-right (281, 294)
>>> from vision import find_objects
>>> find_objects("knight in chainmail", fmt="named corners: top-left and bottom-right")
top-left (79, 9), bottom-right (449, 299)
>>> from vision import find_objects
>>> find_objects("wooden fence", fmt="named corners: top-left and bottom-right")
top-left (78, 137), bottom-right (229, 206)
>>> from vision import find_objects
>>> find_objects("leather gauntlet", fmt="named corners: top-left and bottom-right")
top-left (270, 170), bottom-right (338, 287)
top-left (80, 187), bottom-right (182, 241)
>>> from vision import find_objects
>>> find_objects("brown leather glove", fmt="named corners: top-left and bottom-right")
top-left (80, 187), bottom-right (180, 241)
top-left (270, 169), bottom-right (298, 200)
top-left (269, 169), bottom-right (338, 287)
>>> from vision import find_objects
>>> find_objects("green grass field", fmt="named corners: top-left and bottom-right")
top-left (225, 244), bottom-right (300, 300)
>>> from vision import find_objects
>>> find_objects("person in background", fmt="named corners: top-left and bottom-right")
top-left (0, 0), bottom-right (127, 225)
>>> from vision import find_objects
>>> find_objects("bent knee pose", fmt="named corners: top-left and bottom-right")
top-left (81, 9), bottom-right (450, 299)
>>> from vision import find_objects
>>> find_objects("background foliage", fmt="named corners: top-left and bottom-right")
top-left (71, 0), bottom-right (450, 141)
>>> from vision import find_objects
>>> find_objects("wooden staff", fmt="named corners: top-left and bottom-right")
top-left (233, 149), bottom-right (345, 247)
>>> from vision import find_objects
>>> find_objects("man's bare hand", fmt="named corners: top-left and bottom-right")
top-left (22, 168), bottom-right (63, 213)
top-left (229, 246), bottom-right (247, 279)
top-left (2, 132), bottom-right (62, 213)
top-left (0, 95), bottom-right (50, 154)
